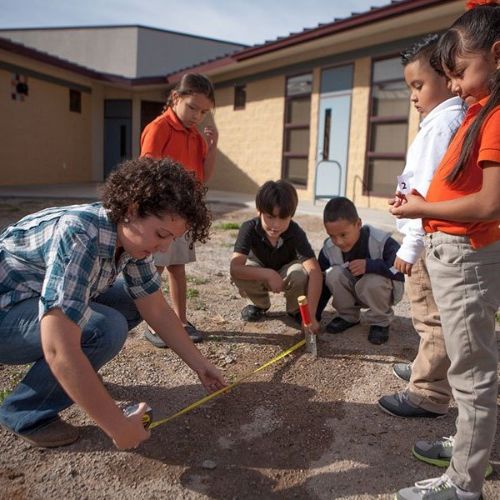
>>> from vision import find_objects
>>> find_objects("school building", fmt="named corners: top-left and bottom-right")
top-left (0, 0), bottom-right (465, 209)
top-left (0, 26), bottom-right (244, 186)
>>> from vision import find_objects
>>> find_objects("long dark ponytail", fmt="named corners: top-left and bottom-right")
top-left (162, 73), bottom-right (215, 113)
top-left (436, 5), bottom-right (500, 184)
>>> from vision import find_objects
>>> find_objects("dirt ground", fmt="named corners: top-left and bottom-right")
top-left (0, 197), bottom-right (498, 500)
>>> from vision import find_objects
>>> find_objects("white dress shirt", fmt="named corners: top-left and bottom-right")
top-left (396, 96), bottom-right (465, 264)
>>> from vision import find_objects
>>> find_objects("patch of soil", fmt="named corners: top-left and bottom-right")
top-left (0, 198), bottom-right (499, 499)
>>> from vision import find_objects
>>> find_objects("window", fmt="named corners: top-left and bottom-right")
top-left (234, 84), bottom-right (246, 110)
top-left (282, 73), bottom-right (312, 186)
top-left (365, 57), bottom-right (409, 196)
top-left (69, 89), bottom-right (81, 113)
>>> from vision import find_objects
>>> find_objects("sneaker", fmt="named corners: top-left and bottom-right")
top-left (241, 305), bottom-right (268, 322)
top-left (1, 417), bottom-right (79, 448)
top-left (396, 474), bottom-right (481, 500)
top-left (325, 316), bottom-right (360, 334)
top-left (368, 324), bottom-right (389, 345)
top-left (378, 391), bottom-right (447, 418)
top-left (184, 321), bottom-right (203, 343)
top-left (144, 321), bottom-right (203, 348)
top-left (144, 327), bottom-right (168, 348)
top-left (393, 362), bottom-right (412, 382)
top-left (413, 436), bottom-right (493, 478)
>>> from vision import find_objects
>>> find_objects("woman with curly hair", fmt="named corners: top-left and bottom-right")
top-left (0, 157), bottom-right (225, 450)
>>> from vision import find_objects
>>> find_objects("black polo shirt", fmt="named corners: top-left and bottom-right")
top-left (233, 217), bottom-right (315, 271)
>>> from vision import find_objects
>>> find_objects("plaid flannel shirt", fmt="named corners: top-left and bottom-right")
top-left (0, 203), bottom-right (160, 328)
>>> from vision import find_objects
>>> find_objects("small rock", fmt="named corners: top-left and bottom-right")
top-left (202, 459), bottom-right (217, 470)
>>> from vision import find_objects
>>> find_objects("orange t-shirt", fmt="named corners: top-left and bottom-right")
top-left (424, 97), bottom-right (500, 248)
top-left (140, 107), bottom-right (208, 182)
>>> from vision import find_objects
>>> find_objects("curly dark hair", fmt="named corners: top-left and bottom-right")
top-left (101, 157), bottom-right (211, 244)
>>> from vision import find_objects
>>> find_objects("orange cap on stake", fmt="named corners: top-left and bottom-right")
top-left (297, 295), bottom-right (311, 327)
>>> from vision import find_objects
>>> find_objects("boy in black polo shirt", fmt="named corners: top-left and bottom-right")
top-left (230, 180), bottom-right (322, 331)
top-left (317, 197), bottom-right (404, 344)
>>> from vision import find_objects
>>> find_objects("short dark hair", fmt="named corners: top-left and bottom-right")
top-left (255, 180), bottom-right (298, 218)
top-left (323, 197), bottom-right (359, 224)
top-left (101, 157), bottom-right (211, 244)
top-left (400, 33), bottom-right (444, 75)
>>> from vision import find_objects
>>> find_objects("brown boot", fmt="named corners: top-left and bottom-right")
top-left (2, 417), bottom-right (80, 448)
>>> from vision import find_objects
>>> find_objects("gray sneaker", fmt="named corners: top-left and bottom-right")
top-left (396, 474), bottom-right (480, 500)
top-left (413, 436), bottom-right (493, 478)
top-left (393, 362), bottom-right (412, 382)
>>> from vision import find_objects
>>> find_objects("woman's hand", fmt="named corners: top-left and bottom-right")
top-left (113, 402), bottom-right (151, 449)
top-left (196, 361), bottom-right (227, 393)
top-left (390, 189), bottom-right (426, 219)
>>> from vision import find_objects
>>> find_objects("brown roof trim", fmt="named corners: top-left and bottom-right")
top-left (234, 0), bottom-right (457, 61)
top-left (166, 55), bottom-right (236, 83)
top-left (166, 0), bottom-right (459, 79)
top-left (0, 36), bottom-right (166, 86)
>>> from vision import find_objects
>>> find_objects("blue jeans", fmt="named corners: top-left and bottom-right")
top-left (0, 279), bottom-right (142, 433)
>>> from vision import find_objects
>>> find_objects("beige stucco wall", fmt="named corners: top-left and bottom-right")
top-left (345, 57), bottom-right (373, 208)
top-left (0, 49), bottom-right (168, 186)
top-left (0, 52), bottom-right (93, 186)
top-left (209, 75), bottom-right (285, 195)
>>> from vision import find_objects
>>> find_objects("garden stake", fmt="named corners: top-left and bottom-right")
top-left (298, 295), bottom-right (317, 357)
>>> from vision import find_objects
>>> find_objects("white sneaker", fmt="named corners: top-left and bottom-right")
top-left (395, 474), bottom-right (481, 500)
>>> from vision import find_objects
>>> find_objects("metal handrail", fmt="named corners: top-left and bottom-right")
top-left (314, 159), bottom-right (342, 205)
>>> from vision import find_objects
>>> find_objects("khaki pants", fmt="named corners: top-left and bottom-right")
top-left (325, 266), bottom-right (396, 327)
top-left (427, 233), bottom-right (500, 493)
top-left (407, 257), bottom-right (451, 414)
top-left (232, 260), bottom-right (308, 313)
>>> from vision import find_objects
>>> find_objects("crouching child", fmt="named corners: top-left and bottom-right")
top-left (318, 197), bottom-right (404, 344)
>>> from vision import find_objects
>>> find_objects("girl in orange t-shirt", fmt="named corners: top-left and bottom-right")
top-left (140, 74), bottom-right (218, 347)
top-left (391, 5), bottom-right (499, 500)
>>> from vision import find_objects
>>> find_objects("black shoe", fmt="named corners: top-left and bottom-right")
top-left (144, 327), bottom-right (168, 348)
top-left (378, 391), bottom-right (447, 418)
top-left (184, 321), bottom-right (203, 343)
top-left (144, 322), bottom-right (203, 348)
top-left (368, 325), bottom-right (389, 345)
top-left (325, 317), bottom-right (360, 334)
top-left (241, 305), bottom-right (268, 322)
top-left (393, 362), bottom-right (412, 382)
top-left (287, 311), bottom-right (302, 326)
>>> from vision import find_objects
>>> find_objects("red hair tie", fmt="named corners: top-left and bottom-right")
top-left (466, 0), bottom-right (499, 11)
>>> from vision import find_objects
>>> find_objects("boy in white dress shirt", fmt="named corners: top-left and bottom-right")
top-left (378, 34), bottom-right (464, 420)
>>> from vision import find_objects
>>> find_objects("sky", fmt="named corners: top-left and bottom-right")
top-left (0, 0), bottom-right (392, 46)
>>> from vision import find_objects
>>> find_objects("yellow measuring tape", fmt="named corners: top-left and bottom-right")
top-left (148, 338), bottom-right (306, 430)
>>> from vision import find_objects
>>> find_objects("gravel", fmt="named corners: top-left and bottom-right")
top-left (0, 197), bottom-right (498, 499)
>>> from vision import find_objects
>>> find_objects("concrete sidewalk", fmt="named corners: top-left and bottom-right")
top-left (0, 182), bottom-right (398, 233)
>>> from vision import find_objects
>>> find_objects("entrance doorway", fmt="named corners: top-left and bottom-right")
top-left (315, 64), bottom-right (353, 201)
top-left (103, 99), bottom-right (132, 178)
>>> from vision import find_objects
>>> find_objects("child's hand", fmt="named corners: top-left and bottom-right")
top-left (113, 402), bottom-right (151, 449)
top-left (309, 318), bottom-right (321, 334)
top-left (390, 189), bottom-right (426, 219)
top-left (388, 191), bottom-right (406, 209)
top-left (348, 259), bottom-right (366, 276)
top-left (394, 256), bottom-right (413, 276)
top-left (203, 125), bottom-right (218, 150)
top-left (196, 361), bottom-right (227, 393)
top-left (267, 270), bottom-right (285, 293)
